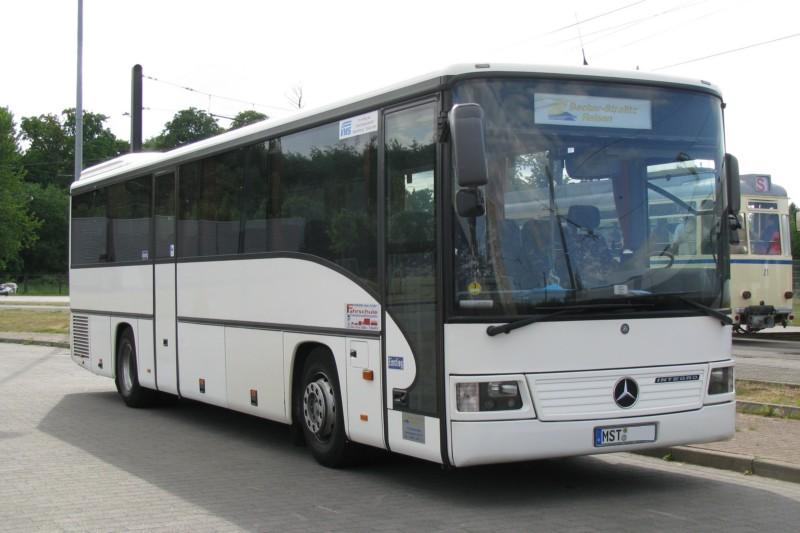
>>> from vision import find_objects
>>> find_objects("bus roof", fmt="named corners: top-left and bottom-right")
top-left (72, 63), bottom-right (723, 194)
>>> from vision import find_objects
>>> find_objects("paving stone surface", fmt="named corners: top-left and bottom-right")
top-left (2, 343), bottom-right (800, 532)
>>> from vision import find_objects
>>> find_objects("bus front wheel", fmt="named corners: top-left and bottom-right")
top-left (115, 328), bottom-right (156, 408)
top-left (299, 349), bottom-right (352, 467)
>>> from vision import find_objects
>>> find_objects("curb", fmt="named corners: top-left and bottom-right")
top-left (737, 399), bottom-right (800, 420)
top-left (0, 337), bottom-right (70, 349)
top-left (636, 446), bottom-right (800, 484)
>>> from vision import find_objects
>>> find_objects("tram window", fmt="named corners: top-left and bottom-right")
top-left (731, 214), bottom-right (748, 254)
top-left (748, 212), bottom-right (781, 255)
top-left (747, 201), bottom-right (777, 210)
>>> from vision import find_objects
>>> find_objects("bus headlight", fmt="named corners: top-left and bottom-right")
top-left (456, 381), bottom-right (523, 411)
top-left (708, 367), bottom-right (734, 395)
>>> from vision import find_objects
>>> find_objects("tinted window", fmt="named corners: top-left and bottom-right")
top-left (272, 122), bottom-right (378, 288)
top-left (107, 176), bottom-right (151, 262)
top-left (71, 188), bottom-right (108, 265)
top-left (385, 102), bottom-right (437, 415)
top-left (155, 173), bottom-right (175, 258)
top-left (179, 150), bottom-right (243, 257)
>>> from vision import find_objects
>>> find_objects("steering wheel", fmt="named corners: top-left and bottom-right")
top-left (650, 249), bottom-right (674, 268)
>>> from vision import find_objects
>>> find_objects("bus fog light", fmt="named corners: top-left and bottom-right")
top-left (742, 290), bottom-right (751, 300)
top-left (708, 367), bottom-right (734, 395)
top-left (456, 383), bottom-right (480, 412)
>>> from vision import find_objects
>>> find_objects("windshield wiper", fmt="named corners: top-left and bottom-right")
top-left (628, 291), bottom-right (732, 326)
top-left (486, 303), bottom-right (648, 337)
top-left (676, 296), bottom-right (732, 326)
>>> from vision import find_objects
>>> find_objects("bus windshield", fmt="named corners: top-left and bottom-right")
top-left (451, 78), bottom-right (726, 317)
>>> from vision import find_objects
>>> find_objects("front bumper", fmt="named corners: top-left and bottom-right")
top-left (450, 401), bottom-right (735, 467)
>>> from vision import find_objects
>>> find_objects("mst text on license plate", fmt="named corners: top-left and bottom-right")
top-left (594, 423), bottom-right (657, 447)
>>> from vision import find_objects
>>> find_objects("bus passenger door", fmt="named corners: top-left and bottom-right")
top-left (383, 100), bottom-right (442, 462)
top-left (154, 172), bottom-right (178, 394)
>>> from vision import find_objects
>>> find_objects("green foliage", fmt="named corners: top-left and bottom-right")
top-left (230, 110), bottom-right (268, 130)
top-left (20, 109), bottom-right (128, 190)
top-left (790, 203), bottom-right (800, 258)
top-left (0, 107), bottom-right (39, 271)
top-left (146, 107), bottom-right (222, 150)
top-left (21, 182), bottom-right (69, 273)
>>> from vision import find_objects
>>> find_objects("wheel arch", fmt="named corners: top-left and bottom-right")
top-left (289, 341), bottom-right (337, 425)
top-left (113, 321), bottom-right (135, 378)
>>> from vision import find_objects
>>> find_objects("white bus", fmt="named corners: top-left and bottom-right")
top-left (729, 175), bottom-right (794, 332)
top-left (70, 64), bottom-right (739, 468)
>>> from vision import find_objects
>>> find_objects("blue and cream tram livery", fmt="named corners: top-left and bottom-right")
top-left (730, 174), bottom-right (793, 332)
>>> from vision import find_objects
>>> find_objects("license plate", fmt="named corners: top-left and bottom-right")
top-left (594, 423), bottom-right (657, 447)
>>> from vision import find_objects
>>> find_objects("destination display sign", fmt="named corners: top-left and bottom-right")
top-left (534, 93), bottom-right (652, 129)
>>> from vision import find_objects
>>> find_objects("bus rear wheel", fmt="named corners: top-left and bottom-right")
top-left (299, 349), bottom-right (352, 467)
top-left (115, 328), bottom-right (156, 408)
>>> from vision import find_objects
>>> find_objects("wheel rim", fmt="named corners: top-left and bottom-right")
top-left (121, 342), bottom-right (133, 393)
top-left (302, 373), bottom-right (336, 441)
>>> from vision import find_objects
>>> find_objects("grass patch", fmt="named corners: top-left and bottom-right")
top-left (0, 308), bottom-right (69, 334)
top-left (737, 379), bottom-right (800, 408)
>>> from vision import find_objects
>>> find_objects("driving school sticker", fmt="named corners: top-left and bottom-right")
top-left (345, 303), bottom-right (380, 331)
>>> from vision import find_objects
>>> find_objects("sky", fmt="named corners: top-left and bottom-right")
top-left (3, 0), bottom-right (800, 199)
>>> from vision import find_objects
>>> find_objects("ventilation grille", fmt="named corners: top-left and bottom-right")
top-left (72, 315), bottom-right (89, 358)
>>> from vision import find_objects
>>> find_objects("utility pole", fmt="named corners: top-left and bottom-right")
top-left (131, 64), bottom-right (143, 152)
top-left (74, 0), bottom-right (83, 181)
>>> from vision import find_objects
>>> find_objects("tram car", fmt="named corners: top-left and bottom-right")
top-left (730, 174), bottom-right (794, 332)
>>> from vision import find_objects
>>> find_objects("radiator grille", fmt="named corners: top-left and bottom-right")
top-left (72, 315), bottom-right (89, 358)
top-left (528, 365), bottom-right (707, 421)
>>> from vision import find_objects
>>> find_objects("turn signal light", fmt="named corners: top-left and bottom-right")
top-left (742, 290), bottom-right (751, 299)
top-left (785, 291), bottom-right (794, 299)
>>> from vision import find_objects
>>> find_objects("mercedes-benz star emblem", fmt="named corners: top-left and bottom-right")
top-left (613, 377), bottom-right (639, 408)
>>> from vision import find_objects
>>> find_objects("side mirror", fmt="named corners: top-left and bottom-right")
top-left (724, 153), bottom-right (740, 216)
top-left (456, 188), bottom-right (485, 218)
top-left (449, 103), bottom-right (488, 188)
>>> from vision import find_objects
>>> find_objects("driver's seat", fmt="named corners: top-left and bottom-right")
top-left (562, 205), bottom-right (613, 288)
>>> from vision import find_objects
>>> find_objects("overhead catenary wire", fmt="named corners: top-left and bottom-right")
top-left (548, 0), bottom-right (706, 50)
top-left (654, 31), bottom-right (800, 70)
top-left (489, 0), bottom-right (648, 54)
top-left (594, 4), bottom-right (726, 58)
top-left (144, 74), bottom-right (294, 113)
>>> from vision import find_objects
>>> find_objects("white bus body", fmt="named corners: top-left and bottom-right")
top-left (70, 64), bottom-right (736, 468)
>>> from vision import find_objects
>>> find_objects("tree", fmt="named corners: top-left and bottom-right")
top-left (790, 203), bottom-right (800, 258)
top-left (20, 182), bottom-right (68, 274)
top-left (230, 110), bottom-right (268, 130)
top-left (146, 107), bottom-right (222, 151)
top-left (0, 107), bottom-right (38, 271)
top-left (286, 84), bottom-right (304, 109)
top-left (20, 109), bottom-right (128, 190)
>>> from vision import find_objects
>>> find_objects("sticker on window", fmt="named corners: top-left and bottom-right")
top-left (345, 303), bottom-right (380, 331)
top-left (534, 93), bottom-right (651, 129)
top-left (339, 111), bottom-right (379, 140)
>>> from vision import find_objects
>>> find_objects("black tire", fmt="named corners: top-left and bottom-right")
top-left (298, 349), bottom-right (352, 467)
top-left (115, 328), bottom-right (157, 408)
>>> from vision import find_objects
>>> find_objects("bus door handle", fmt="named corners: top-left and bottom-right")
top-left (393, 389), bottom-right (409, 409)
